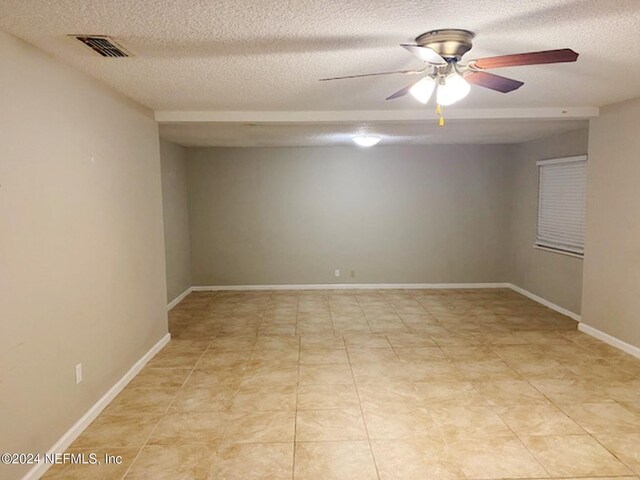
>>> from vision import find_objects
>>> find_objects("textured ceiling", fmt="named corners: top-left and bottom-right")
top-left (1, 0), bottom-right (639, 112)
top-left (159, 120), bottom-right (588, 147)
top-left (1, 0), bottom-right (636, 145)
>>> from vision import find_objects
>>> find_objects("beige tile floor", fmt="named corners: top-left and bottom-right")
top-left (43, 288), bottom-right (640, 480)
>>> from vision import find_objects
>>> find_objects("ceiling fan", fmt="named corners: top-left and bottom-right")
top-left (320, 29), bottom-right (578, 114)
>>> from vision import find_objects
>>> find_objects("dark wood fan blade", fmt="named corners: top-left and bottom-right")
top-left (319, 68), bottom-right (424, 81)
top-left (465, 71), bottom-right (524, 93)
top-left (473, 49), bottom-right (578, 69)
top-left (385, 79), bottom-right (421, 100)
top-left (400, 44), bottom-right (447, 65)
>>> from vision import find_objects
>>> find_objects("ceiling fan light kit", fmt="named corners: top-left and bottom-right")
top-left (409, 76), bottom-right (436, 104)
top-left (321, 29), bottom-right (579, 130)
top-left (436, 67), bottom-right (471, 106)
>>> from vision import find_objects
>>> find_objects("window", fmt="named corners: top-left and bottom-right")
top-left (536, 155), bottom-right (587, 257)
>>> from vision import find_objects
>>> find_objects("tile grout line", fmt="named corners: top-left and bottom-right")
top-left (344, 331), bottom-right (382, 480)
top-left (328, 295), bottom-right (337, 337)
top-left (118, 336), bottom-right (210, 479)
top-left (435, 291), bottom-right (554, 480)
top-left (491, 403), bottom-right (553, 478)
top-left (520, 359), bottom-right (638, 478)
top-left (355, 292), bottom-right (376, 335)
top-left (383, 293), bottom-right (412, 360)
top-left (480, 312), bottom-right (636, 480)
top-left (292, 294), bottom-right (300, 480)
top-left (590, 433), bottom-right (639, 475)
top-left (354, 292), bottom-right (389, 347)
top-left (416, 294), bottom-right (460, 359)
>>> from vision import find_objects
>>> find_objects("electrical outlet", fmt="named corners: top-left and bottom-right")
top-left (350, 270), bottom-right (356, 278)
top-left (75, 363), bottom-right (83, 384)
top-left (334, 269), bottom-right (340, 278)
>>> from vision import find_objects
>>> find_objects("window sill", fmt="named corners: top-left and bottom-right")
top-left (534, 244), bottom-right (584, 259)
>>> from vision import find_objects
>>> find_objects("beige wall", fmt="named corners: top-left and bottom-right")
top-left (160, 139), bottom-right (192, 303)
top-left (0, 30), bottom-right (167, 479)
top-left (582, 97), bottom-right (640, 348)
top-left (187, 145), bottom-right (515, 286)
top-left (507, 129), bottom-right (589, 315)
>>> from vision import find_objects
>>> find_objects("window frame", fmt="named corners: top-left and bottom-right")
top-left (534, 155), bottom-right (587, 259)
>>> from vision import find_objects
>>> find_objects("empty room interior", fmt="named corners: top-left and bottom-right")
top-left (2, 1), bottom-right (640, 479)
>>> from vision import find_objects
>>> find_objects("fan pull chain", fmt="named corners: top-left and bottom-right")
top-left (436, 104), bottom-right (445, 127)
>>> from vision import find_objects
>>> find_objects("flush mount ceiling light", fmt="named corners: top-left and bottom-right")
top-left (352, 135), bottom-right (381, 147)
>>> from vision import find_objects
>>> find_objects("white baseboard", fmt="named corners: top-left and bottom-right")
top-left (191, 282), bottom-right (511, 291)
top-left (507, 283), bottom-right (581, 322)
top-left (22, 333), bottom-right (171, 480)
top-left (508, 284), bottom-right (640, 359)
top-left (167, 287), bottom-right (193, 311)
top-left (578, 323), bottom-right (640, 360)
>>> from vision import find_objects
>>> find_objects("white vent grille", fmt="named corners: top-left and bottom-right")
top-left (74, 36), bottom-right (130, 57)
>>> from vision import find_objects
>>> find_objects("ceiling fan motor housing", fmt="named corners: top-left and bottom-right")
top-left (415, 29), bottom-right (475, 61)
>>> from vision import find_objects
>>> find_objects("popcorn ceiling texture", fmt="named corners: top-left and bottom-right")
top-left (1, 0), bottom-right (640, 112)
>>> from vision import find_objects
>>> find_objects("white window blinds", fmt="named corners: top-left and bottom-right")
top-left (536, 155), bottom-right (587, 256)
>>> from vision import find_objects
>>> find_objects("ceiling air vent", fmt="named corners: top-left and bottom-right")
top-left (74, 35), bottom-right (130, 57)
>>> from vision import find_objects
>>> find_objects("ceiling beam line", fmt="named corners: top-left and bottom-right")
top-left (154, 107), bottom-right (598, 124)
